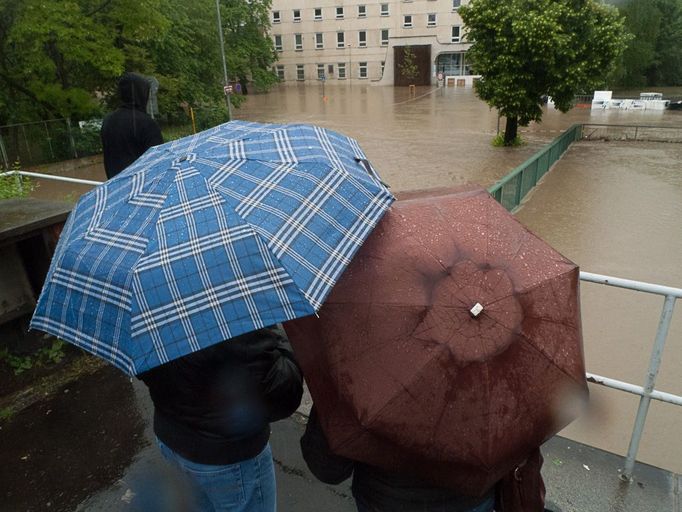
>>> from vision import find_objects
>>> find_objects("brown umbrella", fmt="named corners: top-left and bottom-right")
top-left (285, 185), bottom-right (588, 496)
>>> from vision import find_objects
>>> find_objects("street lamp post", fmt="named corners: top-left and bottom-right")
top-left (215, 0), bottom-right (233, 120)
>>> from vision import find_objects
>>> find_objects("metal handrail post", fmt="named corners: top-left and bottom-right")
top-left (0, 132), bottom-right (9, 170)
top-left (621, 294), bottom-right (677, 480)
top-left (66, 118), bottom-right (78, 159)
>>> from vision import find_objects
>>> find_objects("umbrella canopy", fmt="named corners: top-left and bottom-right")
top-left (31, 121), bottom-right (394, 376)
top-left (285, 185), bottom-right (587, 495)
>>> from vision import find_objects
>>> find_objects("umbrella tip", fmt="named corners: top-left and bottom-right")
top-left (470, 302), bottom-right (484, 318)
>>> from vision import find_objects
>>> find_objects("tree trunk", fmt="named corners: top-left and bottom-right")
top-left (504, 116), bottom-right (518, 145)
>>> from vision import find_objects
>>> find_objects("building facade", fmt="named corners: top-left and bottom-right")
top-left (269, 0), bottom-right (476, 86)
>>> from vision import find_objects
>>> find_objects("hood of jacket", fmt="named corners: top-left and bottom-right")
top-left (118, 72), bottom-right (150, 111)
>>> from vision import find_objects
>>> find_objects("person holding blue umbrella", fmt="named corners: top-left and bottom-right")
top-left (30, 121), bottom-right (394, 511)
top-left (140, 325), bottom-right (303, 511)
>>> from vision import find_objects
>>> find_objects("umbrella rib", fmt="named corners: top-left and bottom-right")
top-left (516, 330), bottom-right (585, 385)
top-left (483, 266), bottom-right (577, 310)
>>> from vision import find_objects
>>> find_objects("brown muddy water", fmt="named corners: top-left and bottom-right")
top-left (515, 139), bottom-right (682, 474)
top-left (28, 85), bottom-right (682, 473)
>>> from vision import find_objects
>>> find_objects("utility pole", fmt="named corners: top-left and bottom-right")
top-left (215, 0), bottom-right (233, 120)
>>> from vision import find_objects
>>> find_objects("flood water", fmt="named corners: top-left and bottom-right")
top-left (515, 140), bottom-right (682, 474)
top-left (29, 85), bottom-right (682, 473)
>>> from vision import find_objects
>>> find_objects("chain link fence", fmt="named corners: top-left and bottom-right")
top-left (0, 118), bottom-right (102, 171)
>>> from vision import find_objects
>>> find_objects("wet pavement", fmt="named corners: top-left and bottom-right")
top-left (0, 364), bottom-right (145, 512)
top-left (76, 381), bottom-right (681, 512)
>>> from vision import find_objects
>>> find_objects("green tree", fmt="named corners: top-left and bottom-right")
top-left (615, 0), bottom-right (682, 86)
top-left (615, 0), bottom-right (662, 86)
top-left (0, 0), bottom-right (278, 128)
top-left (0, 0), bottom-right (166, 125)
top-left (399, 46), bottom-right (419, 84)
top-left (145, 0), bottom-right (225, 124)
top-left (460, 0), bottom-right (629, 145)
top-left (219, 0), bottom-right (278, 93)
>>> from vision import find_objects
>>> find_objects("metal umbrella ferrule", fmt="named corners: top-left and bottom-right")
top-left (470, 302), bottom-right (484, 318)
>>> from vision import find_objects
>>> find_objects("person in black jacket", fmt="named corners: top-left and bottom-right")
top-left (300, 406), bottom-right (496, 512)
top-left (101, 72), bottom-right (163, 179)
top-left (139, 326), bottom-right (303, 512)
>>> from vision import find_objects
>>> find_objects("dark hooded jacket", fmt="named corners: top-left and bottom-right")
top-left (301, 407), bottom-right (495, 512)
top-left (101, 72), bottom-right (163, 179)
top-left (139, 327), bottom-right (304, 466)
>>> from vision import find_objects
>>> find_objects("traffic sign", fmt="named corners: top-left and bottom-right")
top-left (224, 84), bottom-right (233, 95)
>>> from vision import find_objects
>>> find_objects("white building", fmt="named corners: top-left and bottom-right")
top-left (269, 0), bottom-right (476, 86)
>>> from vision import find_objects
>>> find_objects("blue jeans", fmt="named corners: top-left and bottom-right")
top-left (157, 439), bottom-right (276, 512)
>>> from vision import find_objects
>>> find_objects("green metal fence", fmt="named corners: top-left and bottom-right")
top-left (488, 124), bottom-right (583, 212)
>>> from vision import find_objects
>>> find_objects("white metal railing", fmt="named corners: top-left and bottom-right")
top-left (2, 171), bottom-right (680, 482)
top-left (0, 169), bottom-right (102, 186)
top-left (580, 271), bottom-right (682, 480)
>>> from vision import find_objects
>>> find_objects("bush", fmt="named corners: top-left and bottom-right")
top-left (0, 161), bottom-right (35, 199)
top-left (492, 133), bottom-right (525, 147)
top-left (73, 124), bottom-right (102, 156)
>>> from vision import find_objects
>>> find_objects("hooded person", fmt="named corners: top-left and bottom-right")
top-left (101, 72), bottom-right (163, 179)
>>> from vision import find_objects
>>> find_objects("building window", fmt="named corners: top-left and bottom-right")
top-left (293, 9), bottom-right (301, 22)
top-left (381, 29), bottom-right (389, 46)
top-left (380, 3), bottom-right (389, 16)
top-left (358, 5), bottom-right (366, 17)
top-left (452, 26), bottom-right (461, 43)
top-left (403, 15), bottom-right (413, 28)
top-left (315, 33), bottom-right (324, 49)
top-left (337, 32), bottom-right (345, 48)
top-left (452, 0), bottom-right (461, 10)
top-left (328, 64), bottom-right (334, 75)
top-left (272, 11), bottom-right (280, 23)
top-left (337, 62), bottom-right (346, 79)
top-left (276, 65), bottom-right (285, 80)
top-left (381, 61), bottom-right (385, 76)
top-left (295, 33), bottom-right (303, 51)
top-left (297, 64), bottom-right (305, 81)
top-left (358, 31), bottom-right (367, 48)
top-left (336, 6), bottom-right (344, 19)
top-left (427, 13), bottom-right (437, 27)
top-left (359, 62), bottom-right (367, 79)
top-left (314, 7), bottom-right (322, 20)
top-left (317, 64), bottom-right (325, 80)
top-left (274, 35), bottom-right (283, 52)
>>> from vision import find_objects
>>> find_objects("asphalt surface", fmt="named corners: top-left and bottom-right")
top-left (74, 379), bottom-right (680, 512)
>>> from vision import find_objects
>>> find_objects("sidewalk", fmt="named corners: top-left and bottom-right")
top-left (77, 381), bottom-right (680, 512)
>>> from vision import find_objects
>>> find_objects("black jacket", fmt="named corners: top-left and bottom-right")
top-left (301, 407), bottom-right (494, 512)
top-left (101, 72), bottom-right (163, 179)
top-left (140, 327), bottom-right (303, 465)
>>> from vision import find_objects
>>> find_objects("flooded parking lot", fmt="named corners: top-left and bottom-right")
top-left (29, 84), bottom-right (682, 474)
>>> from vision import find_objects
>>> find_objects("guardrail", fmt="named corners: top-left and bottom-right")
top-left (580, 272), bottom-right (682, 481)
top-left (582, 123), bottom-right (682, 143)
top-left (3, 150), bottom-right (681, 482)
top-left (487, 124), bottom-right (583, 212)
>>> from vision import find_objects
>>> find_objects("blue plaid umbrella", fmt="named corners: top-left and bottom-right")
top-left (31, 121), bottom-right (394, 375)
